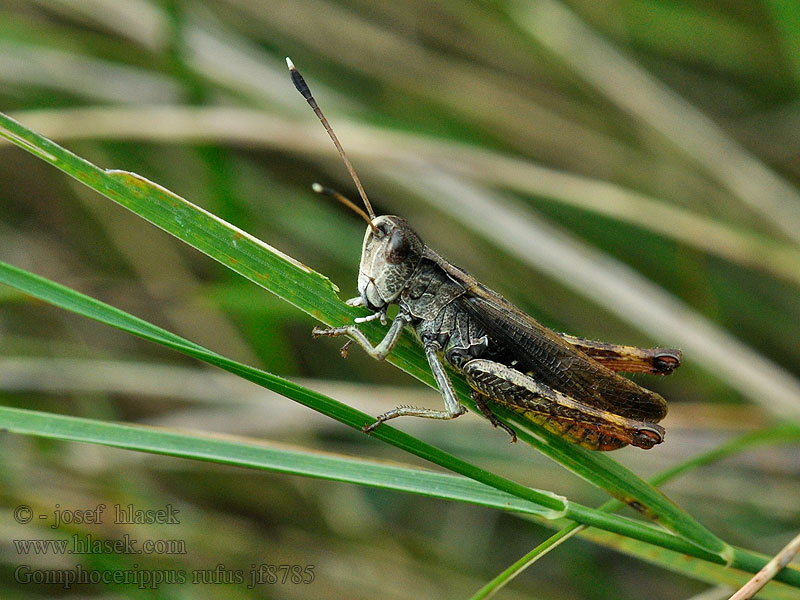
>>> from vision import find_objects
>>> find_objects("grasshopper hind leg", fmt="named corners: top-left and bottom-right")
top-left (471, 392), bottom-right (517, 442)
top-left (462, 359), bottom-right (664, 450)
top-left (536, 416), bottom-right (629, 451)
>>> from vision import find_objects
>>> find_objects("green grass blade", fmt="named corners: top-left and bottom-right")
top-left (477, 424), bottom-right (800, 597)
top-left (1, 396), bottom-right (796, 590)
top-left (0, 405), bottom-right (564, 519)
top-left (0, 258), bottom-right (740, 567)
top-left (579, 528), bottom-right (800, 599)
top-left (0, 260), bottom-right (736, 563)
top-left (0, 259), bottom-right (562, 516)
top-left (470, 526), bottom-right (576, 600)
top-left (0, 110), bottom-right (730, 559)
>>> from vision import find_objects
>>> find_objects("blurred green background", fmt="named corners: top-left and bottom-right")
top-left (1, 1), bottom-right (799, 598)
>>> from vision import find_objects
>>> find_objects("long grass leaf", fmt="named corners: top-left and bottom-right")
top-left (0, 110), bottom-right (730, 559)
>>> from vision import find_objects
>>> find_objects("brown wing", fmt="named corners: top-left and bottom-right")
top-left (426, 249), bottom-right (668, 422)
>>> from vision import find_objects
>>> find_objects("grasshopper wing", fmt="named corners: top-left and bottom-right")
top-left (427, 249), bottom-right (668, 422)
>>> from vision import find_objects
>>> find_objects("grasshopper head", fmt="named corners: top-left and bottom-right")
top-left (286, 62), bottom-right (424, 312)
top-left (357, 215), bottom-right (424, 310)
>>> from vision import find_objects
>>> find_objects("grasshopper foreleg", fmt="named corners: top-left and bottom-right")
top-left (312, 313), bottom-right (409, 361)
top-left (363, 340), bottom-right (467, 433)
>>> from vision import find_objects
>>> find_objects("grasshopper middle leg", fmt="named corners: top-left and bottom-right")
top-left (362, 341), bottom-right (467, 432)
top-left (313, 318), bottom-right (467, 432)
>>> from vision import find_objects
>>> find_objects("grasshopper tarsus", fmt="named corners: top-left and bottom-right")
top-left (472, 392), bottom-right (518, 442)
top-left (362, 420), bottom-right (381, 434)
top-left (313, 326), bottom-right (350, 338)
top-left (313, 327), bottom-right (355, 357)
top-left (339, 340), bottom-right (354, 358)
top-left (496, 422), bottom-right (518, 443)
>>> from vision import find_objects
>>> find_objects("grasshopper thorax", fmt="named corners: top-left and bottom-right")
top-left (358, 215), bottom-right (424, 310)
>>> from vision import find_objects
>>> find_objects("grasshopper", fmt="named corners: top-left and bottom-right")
top-left (287, 58), bottom-right (681, 450)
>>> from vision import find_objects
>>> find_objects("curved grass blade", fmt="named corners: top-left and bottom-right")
top-left (0, 395), bottom-right (796, 589)
top-left (0, 405), bottom-right (563, 519)
top-left (471, 526), bottom-right (576, 599)
top-left (579, 528), bottom-right (800, 599)
top-left (474, 423), bottom-right (800, 598)
top-left (0, 259), bottom-right (727, 560)
top-left (7, 106), bottom-right (800, 287)
top-left (0, 110), bottom-right (729, 559)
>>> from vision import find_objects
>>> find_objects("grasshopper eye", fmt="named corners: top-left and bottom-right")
top-left (384, 229), bottom-right (410, 264)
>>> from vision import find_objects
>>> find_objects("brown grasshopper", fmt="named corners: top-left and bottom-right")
top-left (287, 58), bottom-right (681, 450)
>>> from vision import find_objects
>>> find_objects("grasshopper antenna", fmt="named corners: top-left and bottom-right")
top-left (311, 183), bottom-right (375, 226)
top-left (286, 57), bottom-right (378, 233)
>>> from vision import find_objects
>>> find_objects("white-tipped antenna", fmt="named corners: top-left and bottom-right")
top-left (312, 182), bottom-right (376, 227)
top-left (286, 57), bottom-right (377, 231)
